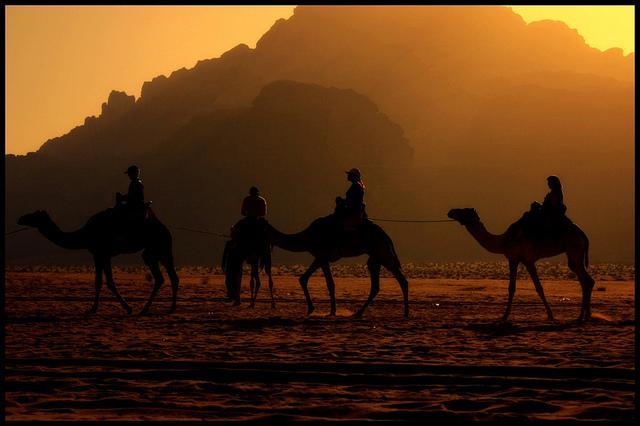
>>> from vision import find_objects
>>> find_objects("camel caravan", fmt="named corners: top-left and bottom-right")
top-left (18, 167), bottom-right (595, 322)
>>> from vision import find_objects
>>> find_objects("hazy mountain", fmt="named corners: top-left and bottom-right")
top-left (6, 6), bottom-right (634, 264)
top-left (6, 81), bottom-right (413, 264)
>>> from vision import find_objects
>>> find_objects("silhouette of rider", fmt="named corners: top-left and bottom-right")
top-left (234, 186), bottom-right (267, 241)
top-left (335, 168), bottom-right (367, 231)
top-left (241, 186), bottom-right (267, 219)
top-left (115, 165), bottom-right (146, 232)
top-left (541, 175), bottom-right (566, 216)
top-left (521, 175), bottom-right (567, 238)
top-left (345, 168), bottom-right (366, 214)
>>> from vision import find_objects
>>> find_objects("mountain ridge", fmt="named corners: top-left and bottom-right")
top-left (6, 6), bottom-right (633, 264)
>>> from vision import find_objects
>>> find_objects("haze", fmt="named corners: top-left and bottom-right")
top-left (5, 5), bottom-right (634, 155)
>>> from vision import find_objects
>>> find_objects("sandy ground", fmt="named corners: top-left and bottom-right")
top-left (4, 270), bottom-right (635, 422)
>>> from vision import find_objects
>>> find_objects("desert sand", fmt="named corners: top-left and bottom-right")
top-left (4, 265), bottom-right (634, 422)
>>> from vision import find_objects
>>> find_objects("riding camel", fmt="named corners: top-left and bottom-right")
top-left (447, 208), bottom-right (594, 322)
top-left (17, 209), bottom-right (179, 315)
top-left (222, 238), bottom-right (275, 308)
top-left (223, 216), bottom-right (409, 318)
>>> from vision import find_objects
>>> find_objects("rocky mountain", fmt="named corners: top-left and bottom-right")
top-left (6, 6), bottom-right (634, 264)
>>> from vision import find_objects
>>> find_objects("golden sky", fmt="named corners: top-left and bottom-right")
top-left (5, 5), bottom-right (635, 155)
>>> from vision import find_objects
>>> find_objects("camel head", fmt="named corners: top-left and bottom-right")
top-left (447, 208), bottom-right (480, 226)
top-left (17, 210), bottom-right (51, 228)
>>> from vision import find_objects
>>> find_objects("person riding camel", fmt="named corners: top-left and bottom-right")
top-left (335, 168), bottom-right (367, 230)
top-left (115, 165), bottom-right (146, 232)
top-left (233, 186), bottom-right (268, 242)
top-left (540, 175), bottom-right (569, 234)
top-left (541, 175), bottom-right (567, 217)
top-left (518, 175), bottom-right (568, 239)
top-left (241, 186), bottom-right (267, 219)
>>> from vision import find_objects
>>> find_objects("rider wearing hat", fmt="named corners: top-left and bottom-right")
top-left (335, 167), bottom-right (367, 224)
top-left (116, 165), bottom-right (146, 228)
top-left (345, 168), bottom-right (366, 215)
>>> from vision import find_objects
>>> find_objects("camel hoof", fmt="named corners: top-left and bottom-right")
top-left (307, 306), bottom-right (315, 316)
top-left (232, 300), bottom-right (241, 307)
top-left (139, 307), bottom-right (150, 316)
top-left (85, 308), bottom-right (98, 315)
top-left (329, 311), bottom-right (336, 317)
top-left (271, 303), bottom-right (276, 309)
top-left (353, 311), bottom-right (363, 319)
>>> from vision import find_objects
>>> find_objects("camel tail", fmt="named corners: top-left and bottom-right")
top-left (575, 225), bottom-right (590, 268)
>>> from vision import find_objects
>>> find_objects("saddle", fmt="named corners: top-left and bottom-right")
top-left (334, 197), bottom-right (368, 231)
top-left (231, 217), bottom-right (269, 245)
top-left (109, 198), bottom-right (156, 242)
top-left (509, 202), bottom-right (573, 241)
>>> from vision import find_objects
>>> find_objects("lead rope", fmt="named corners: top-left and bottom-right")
top-left (369, 218), bottom-right (455, 223)
top-left (5, 227), bottom-right (30, 236)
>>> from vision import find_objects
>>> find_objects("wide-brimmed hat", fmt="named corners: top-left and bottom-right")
top-left (345, 168), bottom-right (361, 178)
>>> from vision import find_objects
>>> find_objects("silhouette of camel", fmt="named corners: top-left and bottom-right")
top-left (447, 208), bottom-right (594, 322)
top-left (17, 209), bottom-right (179, 315)
top-left (224, 216), bottom-right (409, 317)
top-left (222, 239), bottom-right (275, 308)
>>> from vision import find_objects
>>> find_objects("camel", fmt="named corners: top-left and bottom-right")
top-left (222, 238), bottom-right (275, 308)
top-left (223, 215), bottom-right (409, 318)
top-left (17, 209), bottom-right (179, 315)
top-left (447, 208), bottom-right (594, 322)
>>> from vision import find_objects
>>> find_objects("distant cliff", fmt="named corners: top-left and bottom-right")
top-left (6, 6), bottom-right (634, 264)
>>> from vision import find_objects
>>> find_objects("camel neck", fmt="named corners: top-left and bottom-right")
top-left (39, 219), bottom-right (87, 250)
top-left (268, 225), bottom-right (308, 253)
top-left (465, 221), bottom-right (506, 254)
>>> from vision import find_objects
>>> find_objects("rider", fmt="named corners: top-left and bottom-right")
top-left (540, 175), bottom-right (568, 234)
top-left (520, 175), bottom-right (567, 238)
top-left (116, 165), bottom-right (146, 230)
top-left (241, 186), bottom-right (267, 219)
top-left (345, 168), bottom-right (366, 216)
top-left (235, 186), bottom-right (267, 240)
top-left (335, 168), bottom-right (367, 230)
top-left (541, 175), bottom-right (567, 217)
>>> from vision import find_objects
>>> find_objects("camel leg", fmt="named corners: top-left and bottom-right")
top-left (266, 264), bottom-right (276, 309)
top-left (88, 256), bottom-right (104, 314)
top-left (502, 259), bottom-right (519, 321)
top-left (250, 263), bottom-right (261, 308)
top-left (104, 258), bottom-right (132, 315)
top-left (582, 272), bottom-right (595, 321)
top-left (524, 262), bottom-right (554, 321)
top-left (249, 270), bottom-right (255, 306)
top-left (299, 258), bottom-right (322, 315)
top-left (140, 251), bottom-right (165, 315)
top-left (391, 267), bottom-right (410, 318)
top-left (568, 256), bottom-right (595, 322)
top-left (161, 256), bottom-right (179, 313)
top-left (232, 267), bottom-right (242, 306)
top-left (354, 258), bottom-right (381, 318)
top-left (320, 263), bottom-right (337, 316)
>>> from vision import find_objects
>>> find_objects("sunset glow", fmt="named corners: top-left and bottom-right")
top-left (5, 5), bottom-right (634, 155)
